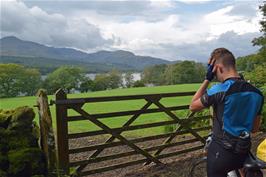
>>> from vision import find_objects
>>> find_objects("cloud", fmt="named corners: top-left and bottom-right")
top-left (99, 3), bottom-right (260, 60)
top-left (177, 0), bottom-right (213, 4)
top-left (149, 0), bottom-right (175, 8)
top-left (203, 4), bottom-right (260, 39)
top-left (1, 0), bottom-right (112, 50)
top-left (133, 31), bottom-right (260, 61)
top-left (0, 0), bottom-right (262, 62)
top-left (22, 1), bottom-right (151, 16)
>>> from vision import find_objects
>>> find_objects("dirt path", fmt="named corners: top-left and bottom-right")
top-left (124, 132), bottom-right (266, 177)
top-left (70, 132), bottom-right (266, 177)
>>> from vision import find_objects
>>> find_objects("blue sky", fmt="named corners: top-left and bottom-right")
top-left (0, 0), bottom-right (264, 62)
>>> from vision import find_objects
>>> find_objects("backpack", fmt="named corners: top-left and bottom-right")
top-left (257, 138), bottom-right (266, 162)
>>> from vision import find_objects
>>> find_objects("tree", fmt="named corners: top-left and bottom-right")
top-left (142, 64), bottom-right (167, 85)
top-left (44, 66), bottom-right (85, 94)
top-left (124, 72), bottom-right (134, 88)
top-left (132, 80), bottom-right (145, 87)
top-left (252, 2), bottom-right (266, 60)
top-left (92, 74), bottom-right (109, 91)
top-left (0, 64), bottom-right (24, 97)
top-left (252, 2), bottom-right (266, 48)
top-left (236, 53), bottom-right (266, 72)
top-left (0, 64), bottom-right (41, 97)
top-left (79, 77), bottom-right (94, 93)
top-left (107, 69), bottom-right (122, 89)
top-left (164, 61), bottom-right (205, 85)
top-left (237, 2), bottom-right (266, 87)
top-left (21, 68), bottom-right (41, 96)
top-left (91, 70), bottom-right (123, 91)
top-left (164, 64), bottom-right (175, 85)
top-left (244, 63), bottom-right (266, 87)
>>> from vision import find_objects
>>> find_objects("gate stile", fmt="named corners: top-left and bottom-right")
top-left (55, 89), bottom-right (212, 176)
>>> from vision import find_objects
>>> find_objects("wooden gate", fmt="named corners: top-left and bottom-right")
top-left (54, 89), bottom-right (212, 176)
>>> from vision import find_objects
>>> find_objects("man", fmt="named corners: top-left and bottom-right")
top-left (189, 48), bottom-right (264, 177)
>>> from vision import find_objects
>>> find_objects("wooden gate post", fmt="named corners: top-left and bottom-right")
top-left (55, 89), bottom-right (69, 174)
top-left (36, 89), bottom-right (57, 175)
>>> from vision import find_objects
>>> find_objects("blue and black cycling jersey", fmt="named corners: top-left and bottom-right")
top-left (201, 77), bottom-right (264, 138)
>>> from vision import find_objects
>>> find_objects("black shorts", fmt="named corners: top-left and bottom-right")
top-left (207, 140), bottom-right (248, 177)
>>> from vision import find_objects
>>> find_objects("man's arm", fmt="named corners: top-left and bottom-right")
top-left (189, 80), bottom-right (210, 112)
top-left (252, 115), bottom-right (261, 133)
top-left (190, 57), bottom-right (216, 112)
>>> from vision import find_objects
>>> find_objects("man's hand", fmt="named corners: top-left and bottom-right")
top-left (205, 57), bottom-right (216, 82)
top-left (206, 64), bottom-right (214, 81)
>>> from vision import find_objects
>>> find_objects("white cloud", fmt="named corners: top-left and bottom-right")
top-left (97, 14), bottom-right (210, 53)
top-left (203, 5), bottom-right (260, 39)
top-left (177, 0), bottom-right (213, 4)
top-left (0, 0), bottom-right (262, 61)
top-left (129, 31), bottom-right (260, 61)
top-left (74, 2), bottom-right (261, 61)
top-left (1, 0), bottom-right (111, 50)
top-left (149, 0), bottom-right (175, 8)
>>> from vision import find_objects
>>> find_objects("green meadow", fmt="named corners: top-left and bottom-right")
top-left (0, 84), bottom-right (201, 137)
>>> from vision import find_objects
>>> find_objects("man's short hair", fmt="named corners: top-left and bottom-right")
top-left (211, 48), bottom-right (236, 69)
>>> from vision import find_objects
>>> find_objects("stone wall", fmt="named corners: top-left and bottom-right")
top-left (0, 106), bottom-right (47, 177)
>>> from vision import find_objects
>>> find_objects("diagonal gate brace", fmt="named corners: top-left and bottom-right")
top-left (152, 100), bottom-right (205, 143)
top-left (77, 100), bottom-right (153, 172)
top-left (143, 99), bottom-right (205, 165)
top-left (144, 112), bottom-right (196, 165)
top-left (72, 106), bottom-right (163, 172)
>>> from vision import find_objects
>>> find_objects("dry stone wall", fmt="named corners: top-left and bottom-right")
top-left (0, 106), bottom-right (47, 177)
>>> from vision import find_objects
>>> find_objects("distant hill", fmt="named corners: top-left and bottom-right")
top-left (0, 55), bottom-right (128, 74)
top-left (0, 36), bottom-right (170, 73)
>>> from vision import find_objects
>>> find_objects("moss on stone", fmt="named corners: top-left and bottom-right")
top-left (32, 121), bottom-right (40, 139)
top-left (8, 107), bottom-right (35, 131)
top-left (0, 107), bottom-right (48, 176)
top-left (0, 127), bottom-right (7, 138)
top-left (0, 153), bottom-right (9, 171)
top-left (7, 129), bottom-right (38, 150)
top-left (0, 128), bottom-right (9, 153)
top-left (0, 113), bottom-right (11, 129)
top-left (0, 169), bottom-right (7, 177)
top-left (8, 148), bottom-right (47, 177)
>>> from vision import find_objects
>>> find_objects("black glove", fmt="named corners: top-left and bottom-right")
top-left (205, 64), bottom-right (215, 81)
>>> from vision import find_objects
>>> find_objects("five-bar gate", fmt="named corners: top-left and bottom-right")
top-left (54, 89), bottom-right (212, 176)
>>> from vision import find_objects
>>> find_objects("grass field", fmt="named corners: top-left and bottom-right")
top-left (0, 84), bottom-right (201, 136)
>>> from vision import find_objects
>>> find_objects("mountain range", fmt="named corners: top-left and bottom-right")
top-left (0, 36), bottom-right (170, 73)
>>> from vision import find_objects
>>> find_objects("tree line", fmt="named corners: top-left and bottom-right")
top-left (234, 3), bottom-right (266, 88)
top-left (0, 64), bottom-right (145, 98)
top-left (1, 50), bottom-right (265, 98)
top-left (2, 3), bottom-right (266, 98)
top-left (141, 61), bottom-right (205, 86)
top-left (0, 60), bottom-right (206, 98)
top-left (238, 2), bottom-right (266, 131)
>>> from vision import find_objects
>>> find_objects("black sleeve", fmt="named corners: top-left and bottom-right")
top-left (200, 91), bottom-right (225, 108)
top-left (200, 92), bottom-right (215, 107)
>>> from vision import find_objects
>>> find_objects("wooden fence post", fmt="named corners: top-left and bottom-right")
top-left (36, 89), bottom-right (57, 175)
top-left (55, 89), bottom-right (69, 175)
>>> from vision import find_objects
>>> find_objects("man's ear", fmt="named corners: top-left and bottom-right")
top-left (216, 64), bottom-right (223, 74)
top-left (212, 65), bottom-right (218, 73)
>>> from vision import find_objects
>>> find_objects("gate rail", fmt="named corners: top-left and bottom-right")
top-left (54, 89), bottom-right (211, 176)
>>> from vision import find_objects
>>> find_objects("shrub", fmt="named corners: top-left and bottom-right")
top-left (0, 107), bottom-right (47, 176)
top-left (133, 80), bottom-right (145, 87)
top-left (163, 110), bottom-right (211, 134)
top-left (8, 148), bottom-right (47, 177)
top-left (260, 89), bottom-right (266, 132)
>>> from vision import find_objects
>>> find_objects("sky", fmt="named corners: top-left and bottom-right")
top-left (0, 0), bottom-right (264, 62)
